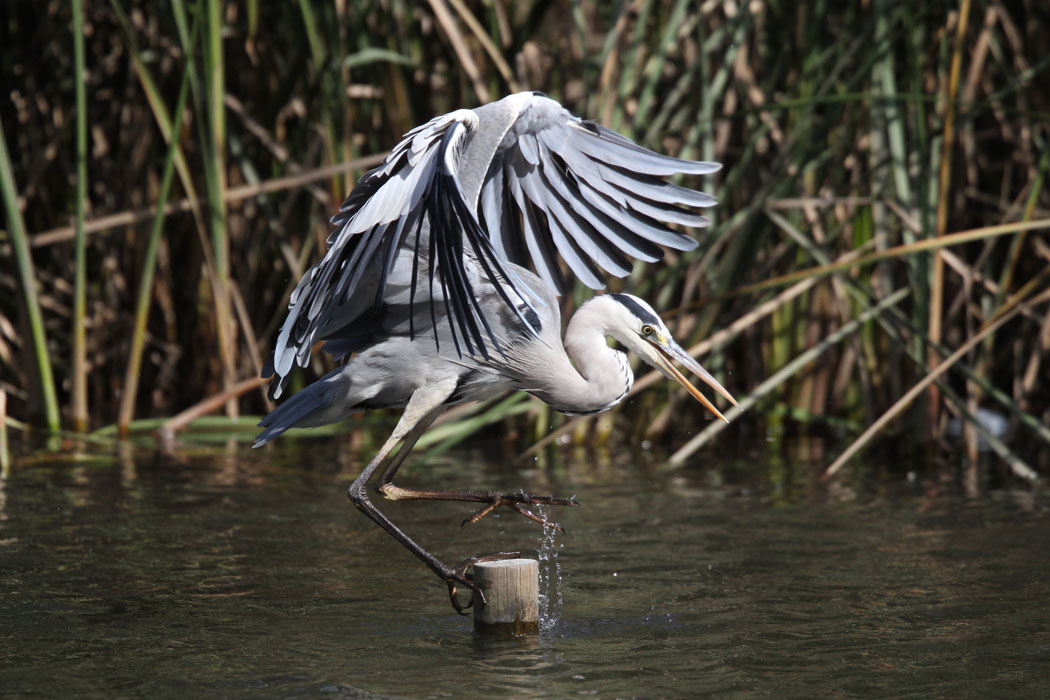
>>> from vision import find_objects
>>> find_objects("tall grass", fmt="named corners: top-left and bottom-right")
top-left (118, 8), bottom-right (200, 432)
top-left (0, 115), bottom-right (60, 432)
top-left (1, 1), bottom-right (1048, 488)
top-left (70, 0), bottom-right (89, 432)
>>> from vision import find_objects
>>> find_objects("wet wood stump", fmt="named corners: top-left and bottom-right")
top-left (471, 558), bottom-right (540, 636)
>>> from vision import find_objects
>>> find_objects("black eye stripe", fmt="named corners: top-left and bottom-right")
top-left (607, 293), bottom-right (662, 328)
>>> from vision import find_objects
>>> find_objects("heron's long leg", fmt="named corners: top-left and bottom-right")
top-left (347, 381), bottom-right (506, 611)
top-left (372, 407), bottom-right (441, 489)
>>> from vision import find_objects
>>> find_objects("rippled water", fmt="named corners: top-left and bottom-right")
top-left (2, 437), bottom-right (1049, 698)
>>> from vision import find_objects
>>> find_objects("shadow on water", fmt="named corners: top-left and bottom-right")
top-left (2, 435), bottom-right (1049, 698)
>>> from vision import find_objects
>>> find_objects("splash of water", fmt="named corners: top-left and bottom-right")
top-left (535, 504), bottom-right (563, 634)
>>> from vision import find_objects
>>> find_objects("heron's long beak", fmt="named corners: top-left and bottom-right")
top-left (650, 337), bottom-right (738, 423)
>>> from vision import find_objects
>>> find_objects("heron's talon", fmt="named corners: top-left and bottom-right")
top-left (447, 578), bottom-right (477, 614)
top-left (463, 491), bottom-right (578, 528)
top-left (508, 502), bottom-right (566, 532)
top-left (448, 586), bottom-right (474, 614)
top-left (445, 564), bottom-right (479, 614)
top-left (462, 501), bottom-right (500, 527)
top-left (444, 551), bottom-right (520, 613)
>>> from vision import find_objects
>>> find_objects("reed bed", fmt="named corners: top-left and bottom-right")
top-left (1, 0), bottom-right (1048, 488)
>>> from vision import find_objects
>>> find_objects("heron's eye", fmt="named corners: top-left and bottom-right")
top-left (641, 324), bottom-right (654, 336)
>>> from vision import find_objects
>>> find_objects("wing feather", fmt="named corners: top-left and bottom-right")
top-left (517, 159), bottom-right (605, 288)
top-left (477, 93), bottom-right (720, 289)
top-left (269, 109), bottom-right (533, 397)
top-left (542, 155), bottom-right (663, 262)
top-left (535, 162), bottom-right (633, 276)
top-left (506, 165), bottom-right (568, 293)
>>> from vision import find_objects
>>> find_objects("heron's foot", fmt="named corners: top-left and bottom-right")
top-left (462, 491), bottom-right (579, 531)
top-left (444, 551), bottom-right (521, 614)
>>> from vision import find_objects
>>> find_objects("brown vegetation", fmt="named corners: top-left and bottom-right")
top-left (2, 1), bottom-right (1049, 487)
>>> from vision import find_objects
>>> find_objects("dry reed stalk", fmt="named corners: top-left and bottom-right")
top-left (426, 0), bottom-right (490, 103)
top-left (730, 219), bottom-right (1050, 299)
top-left (446, 0), bottom-right (519, 90)
top-left (670, 289), bottom-right (911, 466)
top-left (159, 376), bottom-right (271, 438)
top-left (928, 0), bottom-right (972, 433)
top-left (0, 388), bottom-right (9, 477)
top-left (30, 155), bottom-right (387, 247)
top-left (824, 285), bottom-right (1050, 480)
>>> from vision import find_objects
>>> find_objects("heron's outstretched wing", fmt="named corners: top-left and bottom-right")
top-left (473, 92), bottom-right (720, 294)
top-left (268, 109), bottom-right (530, 399)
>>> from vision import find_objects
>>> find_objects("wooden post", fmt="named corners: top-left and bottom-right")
top-left (472, 558), bottom-right (540, 636)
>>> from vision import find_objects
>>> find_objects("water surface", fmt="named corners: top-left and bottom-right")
top-left (2, 438), bottom-right (1048, 698)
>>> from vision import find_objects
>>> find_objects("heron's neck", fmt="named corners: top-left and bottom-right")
top-left (546, 299), bottom-right (634, 415)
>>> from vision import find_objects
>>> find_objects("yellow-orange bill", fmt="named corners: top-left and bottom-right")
top-left (653, 339), bottom-right (738, 423)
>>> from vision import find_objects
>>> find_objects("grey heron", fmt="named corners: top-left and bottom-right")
top-left (255, 92), bottom-right (738, 611)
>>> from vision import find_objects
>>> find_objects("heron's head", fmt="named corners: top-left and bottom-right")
top-left (603, 293), bottom-right (738, 422)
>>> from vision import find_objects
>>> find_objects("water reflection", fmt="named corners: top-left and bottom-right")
top-left (2, 436), bottom-right (1049, 698)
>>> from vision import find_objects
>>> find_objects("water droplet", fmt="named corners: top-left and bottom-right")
top-left (536, 505), bottom-right (563, 634)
